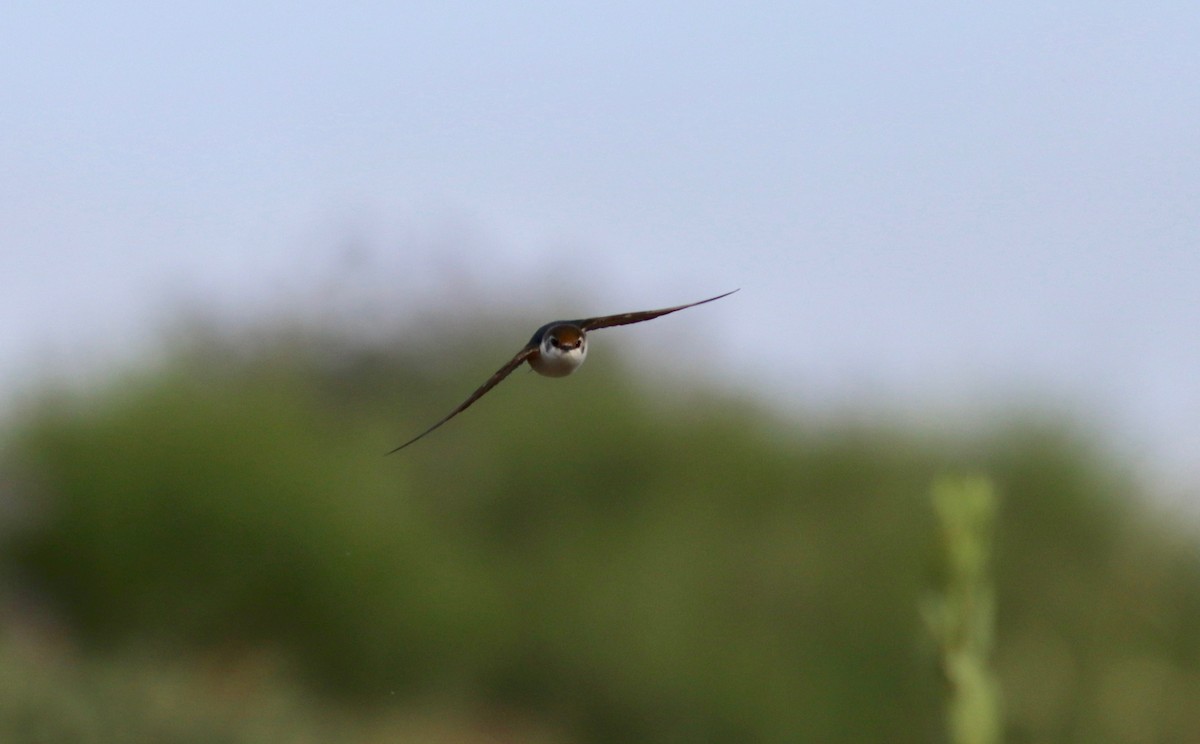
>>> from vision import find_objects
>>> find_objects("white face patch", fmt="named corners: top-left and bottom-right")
top-left (532, 333), bottom-right (588, 378)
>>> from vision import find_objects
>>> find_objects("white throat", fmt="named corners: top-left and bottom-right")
top-left (531, 339), bottom-right (588, 377)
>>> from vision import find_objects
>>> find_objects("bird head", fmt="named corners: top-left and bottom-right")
top-left (543, 325), bottom-right (585, 354)
top-left (533, 324), bottom-right (588, 377)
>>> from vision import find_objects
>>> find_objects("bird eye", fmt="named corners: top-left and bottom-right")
top-left (549, 337), bottom-right (560, 348)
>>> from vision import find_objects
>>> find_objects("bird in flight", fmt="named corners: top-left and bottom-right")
top-left (390, 289), bottom-right (738, 452)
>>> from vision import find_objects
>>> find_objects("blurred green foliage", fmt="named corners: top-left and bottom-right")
top-left (3, 326), bottom-right (1200, 743)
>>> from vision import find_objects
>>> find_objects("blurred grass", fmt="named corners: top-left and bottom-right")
top-left (0, 635), bottom-right (562, 744)
top-left (2, 325), bottom-right (1200, 742)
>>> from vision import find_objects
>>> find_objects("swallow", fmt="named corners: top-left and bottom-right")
top-left (390, 289), bottom-right (738, 452)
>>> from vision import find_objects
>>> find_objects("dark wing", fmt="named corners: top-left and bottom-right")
top-left (575, 289), bottom-right (739, 332)
top-left (389, 344), bottom-right (539, 453)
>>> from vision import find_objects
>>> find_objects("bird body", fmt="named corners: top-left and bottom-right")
top-left (390, 289), bottom-right (737, 452)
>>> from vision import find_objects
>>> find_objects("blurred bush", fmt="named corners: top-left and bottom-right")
top-left (2, 326), bottom-right (1200, 743)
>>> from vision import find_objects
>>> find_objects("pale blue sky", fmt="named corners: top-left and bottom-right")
top-left (3, 3), bottom-right (1197, 489)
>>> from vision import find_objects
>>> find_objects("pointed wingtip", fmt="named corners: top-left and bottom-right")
top-left (386, 437), bottom-right (420, 455)
top-left (387, 433), bottom-right (424, 455)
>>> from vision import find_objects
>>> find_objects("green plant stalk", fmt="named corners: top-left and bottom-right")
top-left (925, 477), bottom-right (1002, 744)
